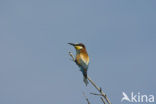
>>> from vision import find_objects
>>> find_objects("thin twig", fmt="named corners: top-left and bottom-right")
top-left (90, 92), bottom-right (102, 96)
top-left (83, 92), bottom-right (91, 104)
top-left (68, 52), bottom-right (111, 104)
top-left (90, 92), bottom-right (106, 104)
top-left (68, 51), bottom-right (75, 61)
top-left (100, 97), bottom-right (106, 104)
top-left (87, 77), bottom-right (111, 104)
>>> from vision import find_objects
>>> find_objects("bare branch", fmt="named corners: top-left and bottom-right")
top-left (90, 92), bottom-right (106, 104)
top-left (87, 76), bottom-right (111, 104)
top-left (100, 97), bottom-right (106, 104)
top-left (68, 52), bottom-right (112, 104)
top-left (83, 92), bottom-right (91, 104)
top-left (90, 92), bottom-right (102, 96)
top-left (68, 51), bottom-right (75, 61)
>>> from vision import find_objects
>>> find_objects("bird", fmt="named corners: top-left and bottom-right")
top-left (68, 43), bottom-right (90, 86)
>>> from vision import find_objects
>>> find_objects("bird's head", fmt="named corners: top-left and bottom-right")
top-left (68, 43), bottom-right (86, 51)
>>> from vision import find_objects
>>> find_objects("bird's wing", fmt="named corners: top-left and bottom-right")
top-left (79, 57), bottom-right (89, 70)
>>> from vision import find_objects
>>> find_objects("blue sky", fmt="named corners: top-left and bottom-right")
top-left (0, 0), bottom-right (156, 104)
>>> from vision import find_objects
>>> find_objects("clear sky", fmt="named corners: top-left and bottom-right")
top-left (0, 0), bottom-right (156, 104)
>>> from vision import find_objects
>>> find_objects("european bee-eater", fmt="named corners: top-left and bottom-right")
top-left (68, 43), bottom-right (89, 86)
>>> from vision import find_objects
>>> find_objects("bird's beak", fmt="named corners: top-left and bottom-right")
top-left (68, 43), bottom-right (75, 46)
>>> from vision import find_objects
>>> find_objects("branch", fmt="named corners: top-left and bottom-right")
top-left (68, 52), bottom-right (111, 104)
top-left (68, 51), bottom-right (75, 61)
top-left (90, 92), bottom-right (106, 104)
top-left (87, 77), bottom-right (111, 104)
top-left (83, 92), bottom-right (91, 104)
top-left (100, 97), bottom-right (106, 104)
top-left (90, 92), bottom-right (102, 96)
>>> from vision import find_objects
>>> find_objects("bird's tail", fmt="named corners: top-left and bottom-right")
top-left (83, 71), bottom-right (88, 86)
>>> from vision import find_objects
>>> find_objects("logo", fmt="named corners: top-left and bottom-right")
top-left (121, 92), bottom-right (154, 103)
